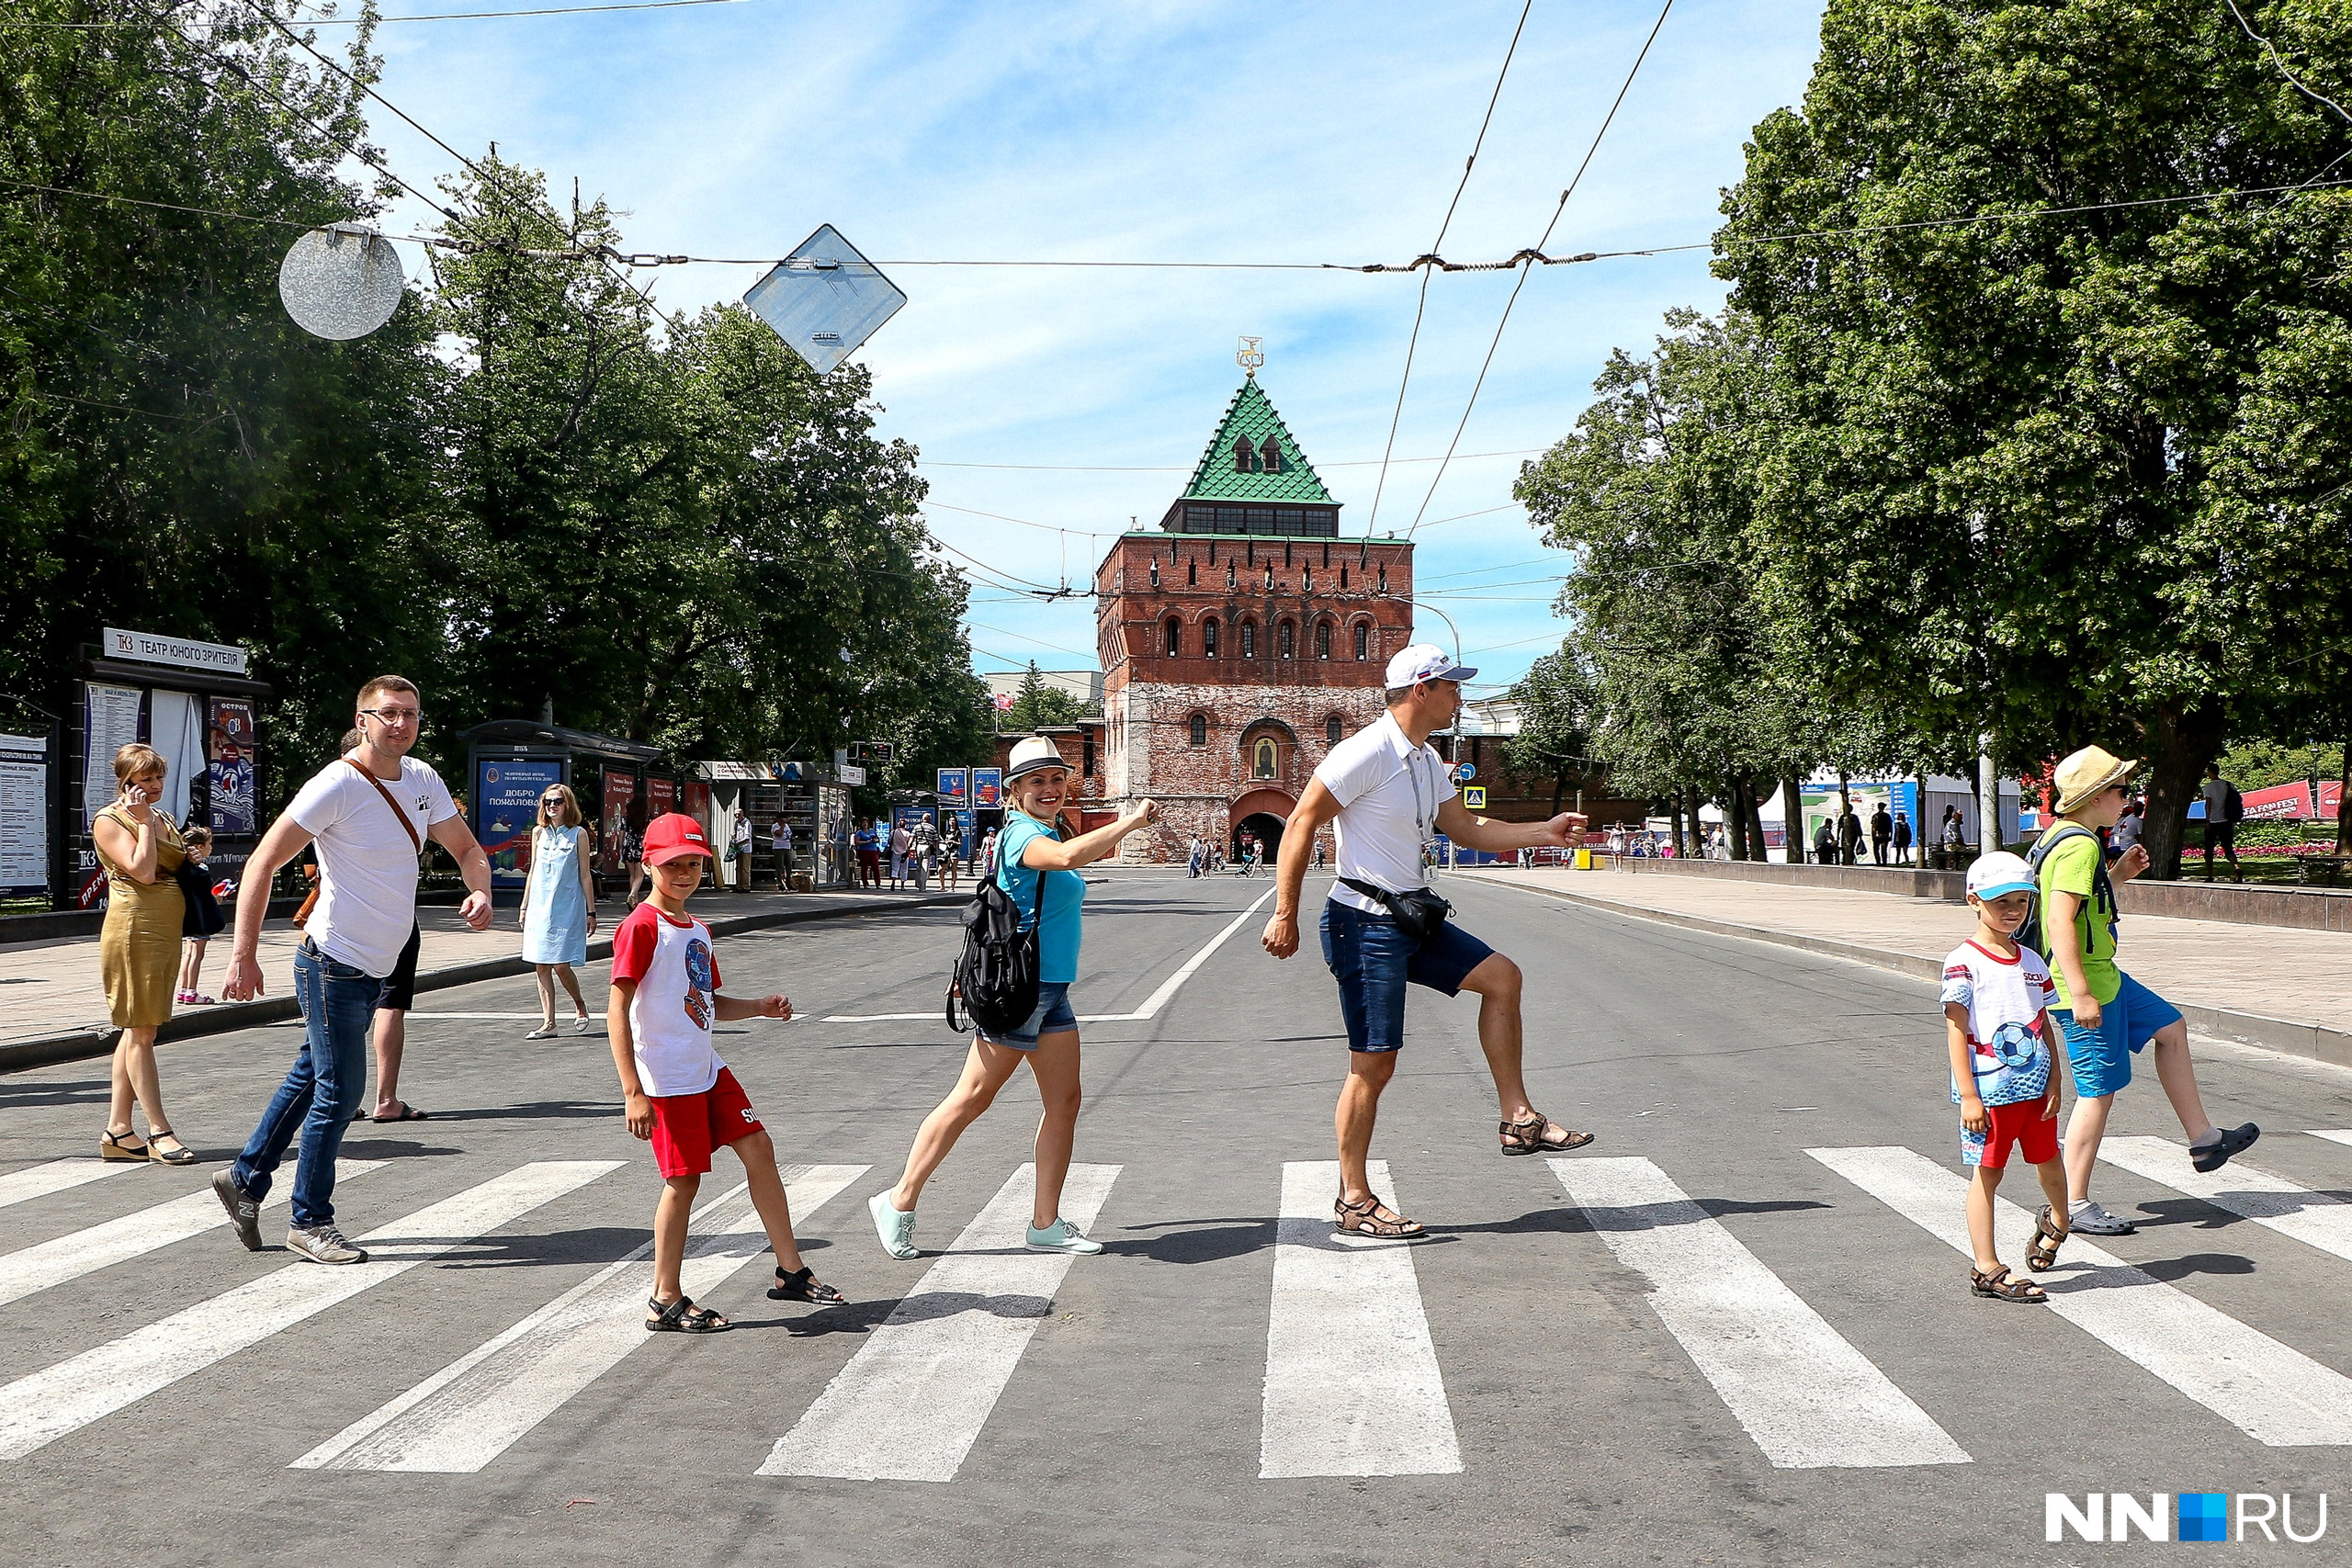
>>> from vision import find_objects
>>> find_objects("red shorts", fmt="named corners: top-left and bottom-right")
top-left (649, 1066), bottom-right (763, 1178)
top-left (1978, 1098), bottom-right (2060, 1169)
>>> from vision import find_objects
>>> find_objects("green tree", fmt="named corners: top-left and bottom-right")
top-left (1501, 648), bottom-right (1598, 817)
top-left (1001, 661), bottom-right (1086, 732)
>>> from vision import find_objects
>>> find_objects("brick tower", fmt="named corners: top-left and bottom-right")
top-left (1095, 367), bottom-right (1416, 862)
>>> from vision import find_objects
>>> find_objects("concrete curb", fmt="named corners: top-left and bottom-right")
top-left (1496, 878), bottom-right (2352, 1071)
top-left (0, 893), bottom-right (965, 1076)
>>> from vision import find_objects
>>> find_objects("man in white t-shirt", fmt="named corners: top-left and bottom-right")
top-left (214, 675), bottom-right (492, 1265)
top-left (1262, 646), bottom-right (1595, 1238)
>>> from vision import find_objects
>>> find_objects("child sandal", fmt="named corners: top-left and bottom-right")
top-left (2026, 1205), bottom-right (2069, 1272)
top-left (1970, 1264), bottom-right (2047, 1303)
top-left (645, 1294), bottom-right (729, 1333)
top-left (769, 1266), bottom-right (845, 1304)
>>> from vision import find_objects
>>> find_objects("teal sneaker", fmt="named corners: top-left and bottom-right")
top-left (1025, 1217), bottom-right (1103, 1255)
top-left (869, 1191), bottom-right (919, 1259)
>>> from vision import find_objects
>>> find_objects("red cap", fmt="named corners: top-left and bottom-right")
top-left (640, 812), bottom-right (712, 865)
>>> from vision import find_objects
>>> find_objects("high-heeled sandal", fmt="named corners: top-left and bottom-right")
top-left (144, 1128), bottom-right (198, 1166)
top-left (99, 1128), bottom-right (151, 1162)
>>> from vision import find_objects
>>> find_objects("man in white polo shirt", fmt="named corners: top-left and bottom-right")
top-left (214, 675), bottom-right (493, 1264)
top-left (1262, 645), bottom-right (1594, 1238)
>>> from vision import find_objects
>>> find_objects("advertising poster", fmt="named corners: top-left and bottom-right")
top-left (601, 773), bottom-right (636, 872)
top-left (0, 732), bottom-right (49, 896)
top-left (683, 780), bottom-right (712, 835)
top-left (954, 807), bottom-right (975, 861)
top-left (2241, 782), bottom-right (2315, 821)
top-left (83, 682), bottom-right (142, 830)
top-left (972, 767), bottom-right (1002, 808)
top-left (937, 768), bottom-right (967, 805)
top-left (647, 775), bottom-right (677, 820)
top-left (893, 806), bottom-right (937, 836)
top-left (475, 759), bottom-right (564, 886)
top-left (205, 698), bottom-right (257, 834)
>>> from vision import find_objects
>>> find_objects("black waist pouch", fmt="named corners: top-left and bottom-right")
top-left (1340, 877), bottom-right (1453, 946)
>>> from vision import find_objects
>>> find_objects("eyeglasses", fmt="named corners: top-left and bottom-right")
top-left (540, 796), bottom-right (565, 806)
top-left (359, 707), bottom-right (421, 726)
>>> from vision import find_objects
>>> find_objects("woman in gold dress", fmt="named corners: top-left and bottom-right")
top-left (90, 743), bottom-right (197, 1164)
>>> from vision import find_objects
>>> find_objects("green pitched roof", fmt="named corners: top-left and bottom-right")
top-left (1179, 378), bottom-right (1337, 504)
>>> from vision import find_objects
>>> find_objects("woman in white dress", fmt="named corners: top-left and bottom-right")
top-left (520, 783), bottom-right (597, 1037)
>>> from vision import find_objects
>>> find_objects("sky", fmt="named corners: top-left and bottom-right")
top-left (331, 0), bottom-right (1829, 699)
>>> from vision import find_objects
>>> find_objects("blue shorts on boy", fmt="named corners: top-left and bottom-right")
top-left (1940, 938), bottom-right (2058, 1166)
top-left (2054, 971), bottom-right (2183, 1100)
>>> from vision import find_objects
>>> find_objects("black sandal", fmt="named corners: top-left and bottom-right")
top-left (645, 1294), bottom-right (729, 1333)
top-left (1499, 1111), bottom-right (1594, 1156)
top-left (99, 1129), bottom-right (151, 1162)
top-left (1970, 1264), bottom-right (2047, 1303)
top-left (1334, 1192), bottom-right (1425, 1238)
top-left (144, 1127), bottom-right (197, 1166)
top-left (768, 1266), bottom-right (845, 1304)
top-left (2027, 1205), bottom-right (2069, 1272)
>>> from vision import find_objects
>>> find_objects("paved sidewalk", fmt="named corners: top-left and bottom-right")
top-left (0, 886), bottom-right (952, 1060)
top-left (1458, 865), bottom-right (2352, 1066)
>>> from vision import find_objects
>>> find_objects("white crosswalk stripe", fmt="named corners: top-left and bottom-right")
top-left (1260, 1160), bottom-right (1460, 1479)
top-left (1813, 1145), bottom-right (2352, 1447)
top-left (759, 1162), bottom-right (1120, 1482)
top-left (2099, 1137), bottom-right (2352, 1264)
top-left (1555, 1156), bottom-right (1968, 1469)
top-left (0, 1160), bottom-right (622, 1464)
top-left (2306, 1130), bottom-right (2352, 1150)
top-left (0, 1160), bottom-right (382, 1309)
top-left (290, 1164), bottom-right (865, 1472)
top-left (0, 1158), bottom-right (134, 1212)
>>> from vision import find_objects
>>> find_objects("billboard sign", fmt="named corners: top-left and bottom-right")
top-left (206, 697), bottom-right (257, 834)
top-left (0, 732), bottom-right (48, 897)
top-left (937, 768), bottom-right (968, 804)
top-left (973, 767), bottom-right (1002, 808)
top-left (476, 758), bottom-right (564, 886)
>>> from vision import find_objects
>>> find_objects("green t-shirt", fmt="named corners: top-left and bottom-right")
top-left (2037, 829), bottom-right (2120, 1009)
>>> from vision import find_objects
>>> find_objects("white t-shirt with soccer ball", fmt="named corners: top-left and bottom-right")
top-left (610, 904), bottom-right (725, 1097)
top-left (1939, 939), bottom-right (2057, 1107)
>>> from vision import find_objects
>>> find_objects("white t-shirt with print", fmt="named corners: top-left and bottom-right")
top-left (288, 754), bottom-right (457, 978)
top-left (1315, 713), bottom-right (1458, 916)
top-left (610, 904), bottom-right (724, 1097)
top-left (1939, 939), bottom-right (2057, 1108)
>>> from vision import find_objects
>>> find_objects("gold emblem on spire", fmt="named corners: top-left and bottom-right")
top-left (1237, 335), bottom-right (1265, 377)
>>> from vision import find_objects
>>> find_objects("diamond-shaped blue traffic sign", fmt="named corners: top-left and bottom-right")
top-left (743, 225), bottom-right (907, 376)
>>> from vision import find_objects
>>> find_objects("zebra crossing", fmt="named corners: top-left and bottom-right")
top-left (8, 1132), bottom-right (2352, 1481)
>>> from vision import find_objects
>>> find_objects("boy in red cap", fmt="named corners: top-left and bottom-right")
top-left (607, 812), bottom-right (843, 1331)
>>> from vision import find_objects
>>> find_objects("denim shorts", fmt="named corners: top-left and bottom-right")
top-left (2053, 970), bottom-right (2183, 1100)
top-left (1319, 897), bottom-right (1496, 1053)
top-left (978, 981), bottom-right (1078, 1049)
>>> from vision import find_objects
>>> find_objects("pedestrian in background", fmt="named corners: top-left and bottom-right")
top-left (1838, 801), bottom-right (1864, 865)
top-left (888, 817), bottom-right (913, 890)
top-left (1813, 815), bottom-right (1837, 866)
top-left (978, 826), bottom-right (999, 879)
top-left (1893, 811), bottom-right (1915, 866)
top-left (175, 825), bottom-right (226, 1005)
top-left (2109, 795), bottom-right (2144, 861)
top-left (868, 737), bottom-right (1158, 1261)
top-left (911, 815), bottom-right (938, 893)
top-left (610, 811), bottom-right (643, 907)
top-left (729, 809), bottom-right (752, 891)
top-left (1186, 834), bottom-right (1204, 878)
top-left (1871, 801), bottom-right (1894, 865)
top-left (771, 815), bottom-right (794, 890)
top-left (2199, 763), bottom-right (2244, 881)
top-left (521, 782), bottom-right (597, 1038)
top-left (92, 743), bottom-right (196, 1164)
top-left (1941, 805), bottom-right (1966, 861)
top-left (854, 819), bottom-right (882, 887)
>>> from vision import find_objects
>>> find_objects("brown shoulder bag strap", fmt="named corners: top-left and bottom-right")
top-left (345, 756), bottom-right (424, 854)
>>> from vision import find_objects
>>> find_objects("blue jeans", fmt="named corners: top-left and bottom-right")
top-left (232, 942), bottom-right (374, 1229)
top-left (1319, 898), bottom-right (1496, 1053)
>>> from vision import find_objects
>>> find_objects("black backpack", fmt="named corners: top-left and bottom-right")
top-left (2222, 782), bottom-right (2245, 825)
top-left (2017, 823), bottom-right (2114, 958)
top-left (946, 851), bottom-right (1043, 1035)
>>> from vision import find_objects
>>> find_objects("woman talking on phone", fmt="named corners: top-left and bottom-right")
top-left (91, 744), bottom-right (198, 1163)
top-left (868, 736), bottom-right (1157, 1259)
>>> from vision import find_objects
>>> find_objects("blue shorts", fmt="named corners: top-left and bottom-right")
top-left (1319, 898), bottom-right (1497, 1054)
top-left (2053, 971), bottom-right (2183, 1100)
top-left (978, 981), bottom-right (1077, 1050)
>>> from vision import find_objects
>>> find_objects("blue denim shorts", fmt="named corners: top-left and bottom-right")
top-left (978, 981), bottom-right (1077, 1049)
top-left (2053, 970), bottom-right (2183, 1100)
top-left (1319, 897), bottom-right (1496, 1053)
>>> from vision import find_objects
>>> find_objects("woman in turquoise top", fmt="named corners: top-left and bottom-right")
top-left (519, 783), bottom-right (598, 1038)
top-left (869, 737), bottom-right (1158, 1258)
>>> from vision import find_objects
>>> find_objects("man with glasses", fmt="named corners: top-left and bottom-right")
top-left (215, 675), bottom-right (493, 1264)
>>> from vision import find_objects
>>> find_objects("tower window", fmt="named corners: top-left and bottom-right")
top-left (1261, 435), bottom-right (1282, 472)
top-left (1189, 714), bottom-right (1207, 747)
top-left (1165, 618), bottom-right (1182, 657)
top-left (1227, 560), bottom-right (1237, 589)
top-left (1188, 558), bottom-right (1197, 585)
top-left (1240, 621), bottom-right (1256, 659)
top-left (1234, 435), bottom-right (1257, 473)
top-left (1354, 623), bottom-right (1369, 660)
top-left (1377, 564), bottom-right (1387, 592)
top-left (1278, 620), bottom-right (1295, 659)
top-left (1340, 564), bottom-right (1349, 589)
top-left (1314, 621), bottom-right (1330, 660)
top-left (1149, 558), bottom-right (1159, 589)
top-left (1326, 716), bottom-right (1343, 743)
top-left (1204, 617), bottom-right (1219, 656)
top-left (1252, 737), bottom-right (1278, 779)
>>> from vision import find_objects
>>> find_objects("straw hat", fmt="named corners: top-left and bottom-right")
top-left (1004, 735), bottom-right (1071, 783)
top-left (2052, 745), bottom-right (2138, 816)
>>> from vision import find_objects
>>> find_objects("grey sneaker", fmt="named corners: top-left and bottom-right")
top-left (211, 1169), bottom-right (262, 1252)
top-left (286, 1224), bottom-right (368, 1265)
top-left (2069, 1199), bottom-right (2138, 1236)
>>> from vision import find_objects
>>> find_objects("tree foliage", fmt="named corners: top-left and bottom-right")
top-left (1000, 661), bottom-right (1088, 733)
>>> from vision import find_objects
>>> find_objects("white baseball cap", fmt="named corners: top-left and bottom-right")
top-left (1384, 643), bottom-right (1477, 688)
top-left (1966, 850), bottom-right (2038, 902)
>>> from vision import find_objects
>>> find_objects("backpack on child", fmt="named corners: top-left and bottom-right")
top-left (2017, 822), bottom-right (2114, 957)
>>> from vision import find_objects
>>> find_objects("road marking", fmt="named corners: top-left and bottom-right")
top-left (0, 1160), bottom-right (622, 1463)
top-left (2306, 1130), bottom-right (2352, 1150)
top-left (0, 1161), bottom-right (382, 1309)
top-left (759, 1161), bottom-right (1120, 1482)
top-left (292, 1165), bottom-right (865, 1473)
top-left (1261, 1159), bottom-right (1461, 1479)
top-left (2099, 1137), bottom-right (2352, 1263)
top-left (821, 1012), bottom-right (941, 1022)
top-left (1554, 1156), bottom-right (1967, 1469)
top-left (1813, 1145), bottom-right (2352, 1446)
top-left (0, 1158), bottom-right (133, 1212)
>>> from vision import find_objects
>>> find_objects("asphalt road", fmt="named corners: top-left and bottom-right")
top-left (6, 871), bottom-right (2352, 1567)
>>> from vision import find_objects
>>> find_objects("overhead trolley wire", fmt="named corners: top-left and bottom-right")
top-left (7, 0), bottom-right (745, 25)
top-left (1404, 0), bottom-right (1675, 543)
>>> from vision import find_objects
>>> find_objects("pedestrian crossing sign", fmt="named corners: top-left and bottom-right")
top-left (1462, 785), bottom-right (1487, 809)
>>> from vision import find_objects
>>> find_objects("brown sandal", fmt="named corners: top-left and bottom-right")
top-left (2026, 1205), bottom-right (2068, 1272)
top-left (1499, 1111), bottom-right (1594, 1156)
top-left (1335, 1193), bottom-right (1425, 1238)
top-left (1970, 1264), bottom-right (2047, 1303)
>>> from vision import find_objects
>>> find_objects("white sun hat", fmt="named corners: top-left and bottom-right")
top-left (1004, 735), bottom-right (1072, 782)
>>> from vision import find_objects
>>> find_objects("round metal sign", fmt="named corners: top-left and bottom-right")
top-left (1453, 762), bottom-right (1476, 784)
top-left (278, 224), bottom-right (405, 341)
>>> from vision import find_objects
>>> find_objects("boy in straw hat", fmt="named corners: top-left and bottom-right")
top-left (2033, 746), bottom-right (2259, 1237)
